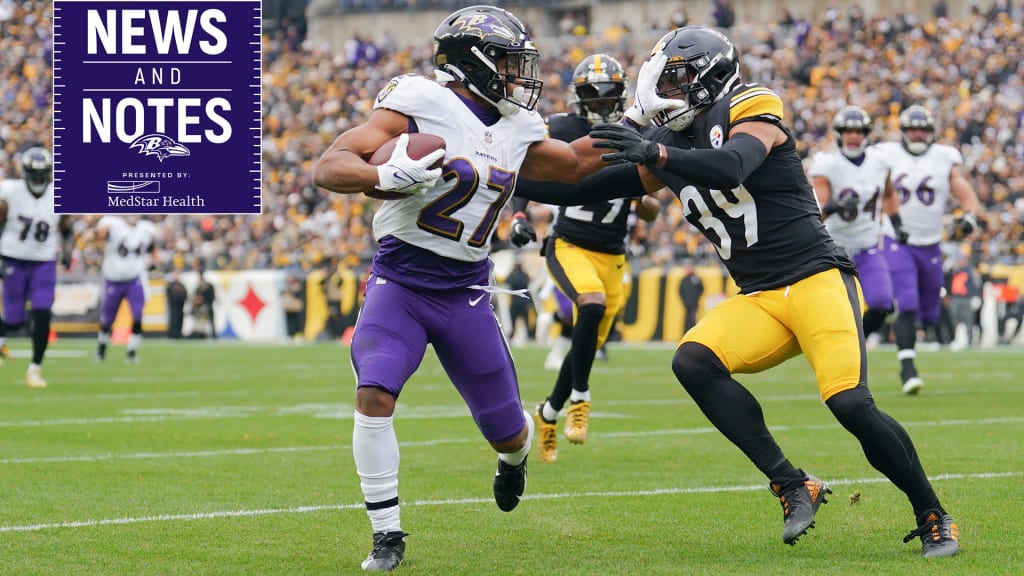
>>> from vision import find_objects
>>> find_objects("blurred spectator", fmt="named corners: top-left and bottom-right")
top-left (282, 272), bottom-right (306, 339)
top-left (165, 271), bottom-right (188, 339)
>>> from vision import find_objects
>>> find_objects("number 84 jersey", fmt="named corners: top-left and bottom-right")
top-left (371, 74), bottom-right (547, 263)
top-left (0, 179), bottom-right (60, 262)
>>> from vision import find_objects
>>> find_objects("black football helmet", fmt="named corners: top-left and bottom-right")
top-left (650, 26), bottom-right (741, 131)
top-left (832, 105), bottom-right (872, 158)
top-left (899, 105), bottom-right (935, 155)
top-left (570, 53), bottom-right (628, 124)
top-left (20, 146), bottom-right (53, 196)
top-left (433, 5), bottom-right (542, 116)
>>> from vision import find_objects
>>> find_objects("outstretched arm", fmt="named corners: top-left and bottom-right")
top-left (515, 163), bottom-right (662, 205)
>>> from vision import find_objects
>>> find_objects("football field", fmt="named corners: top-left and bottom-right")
top-left (2, 340), bottom-right (1022, 575)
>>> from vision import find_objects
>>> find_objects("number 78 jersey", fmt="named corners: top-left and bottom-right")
top-left (371, 74), bottom-right (547, 262)
top-left (0, 179), bottom-right (60, 262)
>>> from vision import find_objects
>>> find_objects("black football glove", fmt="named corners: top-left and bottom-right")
top-left (59, 251), bottom-right (72, 270)
top-left (823, 196), bottom-right (858, 220)
top-left (953, 212), bottom-right (979, 239)
top-left (509, 212), bottom-right (536, 247)
top-left (590, 123), bottom-right (661, 165)
top-left (890, 213), bottom-right (910, 244)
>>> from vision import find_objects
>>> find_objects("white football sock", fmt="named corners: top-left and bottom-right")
top-left (570, 389), bottom-right (591, 403)
top-left (353, 410), bottom-right (401, 533)
top-left (498, 409), bottom-right (534, 466)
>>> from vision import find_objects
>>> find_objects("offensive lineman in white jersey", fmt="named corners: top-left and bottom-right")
top-left (808, 106), bottom-right (907, 339)
top-left (0, 147), bottom-right (74, 388)
top-left (95, 216), bottom-right (156, 364)
top-left (872, 105), bottom-right (981, 394)
top-left (311, 5), bottom-right (680, 570)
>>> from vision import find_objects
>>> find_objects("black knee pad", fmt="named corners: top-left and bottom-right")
top-left (132, 320), bottom-right (143, 335)
top-left (576, 303), bottom-right (605, 327)
top-left (671, 342), bottom-right (728, 393)
top-left (825, 386), bottom-right (876, 427)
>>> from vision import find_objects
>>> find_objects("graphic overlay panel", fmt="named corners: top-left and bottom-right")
top-left (53, 0), bottom-right (262, 214)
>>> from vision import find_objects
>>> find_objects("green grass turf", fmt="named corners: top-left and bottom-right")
top-left (1, 339), bottom-right (1021, 575)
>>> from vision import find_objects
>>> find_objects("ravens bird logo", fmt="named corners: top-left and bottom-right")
top-left (129, 134), bottom-right (191, 162)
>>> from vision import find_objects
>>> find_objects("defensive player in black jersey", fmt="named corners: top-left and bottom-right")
top-left (580, 26), bottom-right (959, 557)
top-left (522, 54), bottom-right (660, 463)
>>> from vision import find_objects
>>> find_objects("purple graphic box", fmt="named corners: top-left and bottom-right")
top-left (53, 0), bottom-right (261, 214)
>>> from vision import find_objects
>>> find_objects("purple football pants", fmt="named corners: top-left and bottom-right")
top-left (2, 257), bottom-right (56, 325)
top-left (100, 278), bottom-right (146, 327)
top-left (350, 274), bottom-right (526, 443)
top-left (851, 248), bottom-right (893, 311)
top-left (883, 237), bottom-right (944, 326)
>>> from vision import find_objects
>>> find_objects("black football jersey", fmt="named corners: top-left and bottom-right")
top-left (547, 113), bottom-right (633, 254)
top-left (647, 83), bottom-right (856, 293)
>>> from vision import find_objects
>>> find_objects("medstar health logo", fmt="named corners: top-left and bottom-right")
top-left (129, 133), bottom-right (191, 162)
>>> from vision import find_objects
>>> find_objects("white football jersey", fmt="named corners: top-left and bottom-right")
top-left (807, 149), bottom-right (891, 252)
top-left (872, 141), bottom-right (962, 246)
top-left (371, 74), bottom-right (547, 262)
top-left (0, 179), bottom-right (60, 262)
top-left (99, 216), bottom-right (155, 281)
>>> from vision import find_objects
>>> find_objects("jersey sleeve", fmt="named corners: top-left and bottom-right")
top-left (729, 85), bottom-right (784, 126)
top-left (806, 152), bottom-right (834, 179)
top-left (0, 180), bottom-right (13, 203)
top-left (372, 74), bottom-right (444, 118)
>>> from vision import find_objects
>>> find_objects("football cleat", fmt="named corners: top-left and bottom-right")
top-left (564, 400), bottom-right (590, 444)
top-left (904, 509), bottom-right (960, 558)
top-left (26, 366), bottom-right (47, 389)
top-left (493, 457), bottom-right (527, 512)
top-left (770, 472), bottom-right (831, 545)
top-left (361, 531), bottom-right (407, 571)
top-left (534, 403), bottom-right (558, 463)
top-left (901, 364), bottom-right (923, 395)
top-left (125, 350), bottom-right (139, 364)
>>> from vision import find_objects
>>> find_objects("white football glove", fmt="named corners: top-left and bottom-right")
top-left (622, 52), bottom-right (687, 128)
top-left (375, 133), bottom-right (445, 195)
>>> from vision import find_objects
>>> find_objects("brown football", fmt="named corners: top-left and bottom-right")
top-left (365, 133), bottom-right (446, 200)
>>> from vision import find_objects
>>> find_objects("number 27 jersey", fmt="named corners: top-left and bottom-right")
top-left (371, 74), bottom-right (547, 263)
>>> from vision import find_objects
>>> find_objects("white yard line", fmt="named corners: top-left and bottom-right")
top-left (1, 470), bottom-right (1019, 533)
top-left (3, 416), bottom-right (1022, 464)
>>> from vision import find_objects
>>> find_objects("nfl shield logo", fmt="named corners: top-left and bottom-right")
top-left (484, 131), bottom-right (493, 144)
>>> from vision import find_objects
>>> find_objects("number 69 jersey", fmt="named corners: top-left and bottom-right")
top-left (646, 83), bottom-right (856, 294)
top-left (0, 179), bottom-right (60, 262)
top-left (371, 74), bottom-right (546, 263)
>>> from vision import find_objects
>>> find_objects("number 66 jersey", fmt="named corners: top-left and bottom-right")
top-left (0, 178), bottom-right (60, 262)
top-left (370, 74), bottom-right (546, 290)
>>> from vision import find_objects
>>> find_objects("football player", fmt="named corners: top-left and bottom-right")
top-left (570, 26), bottom-right (958, 557)
top-left (872, 105), bottom-right (982, 394)
top-left (524, 54), bottom-right (660, 463)
top-left (807, 106), bottom-right (904, 337)
top-left (310, 6), bottom-right (676, 571)
top-left (0, 147), bottom-right (74, 388)
top-left (95, 216), bottom-right (157, 364)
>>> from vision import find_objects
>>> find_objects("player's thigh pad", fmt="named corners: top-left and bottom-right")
top-left (349, 276), bottom-right (429, 398)
top-left (680, 292), bottom-right (800, 374)
top-left (786, 269), bottom-right (866, 400)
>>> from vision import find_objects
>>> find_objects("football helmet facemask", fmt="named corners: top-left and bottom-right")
top-left (570, 53), bottom-right (628, 124)
top-left (433, 5), bottom-right (542, 117)
top-left (21, 146), bottom-right (53, 196)
top-left (649, 26), bottom-right (741, 131)
top-left (899, 105), bottom-right (935, 155)
top-left (832, 105), bottom-right (872, 158)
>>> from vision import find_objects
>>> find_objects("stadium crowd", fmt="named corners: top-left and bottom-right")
top-left (1, 0), bottom-right (1023, 277)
